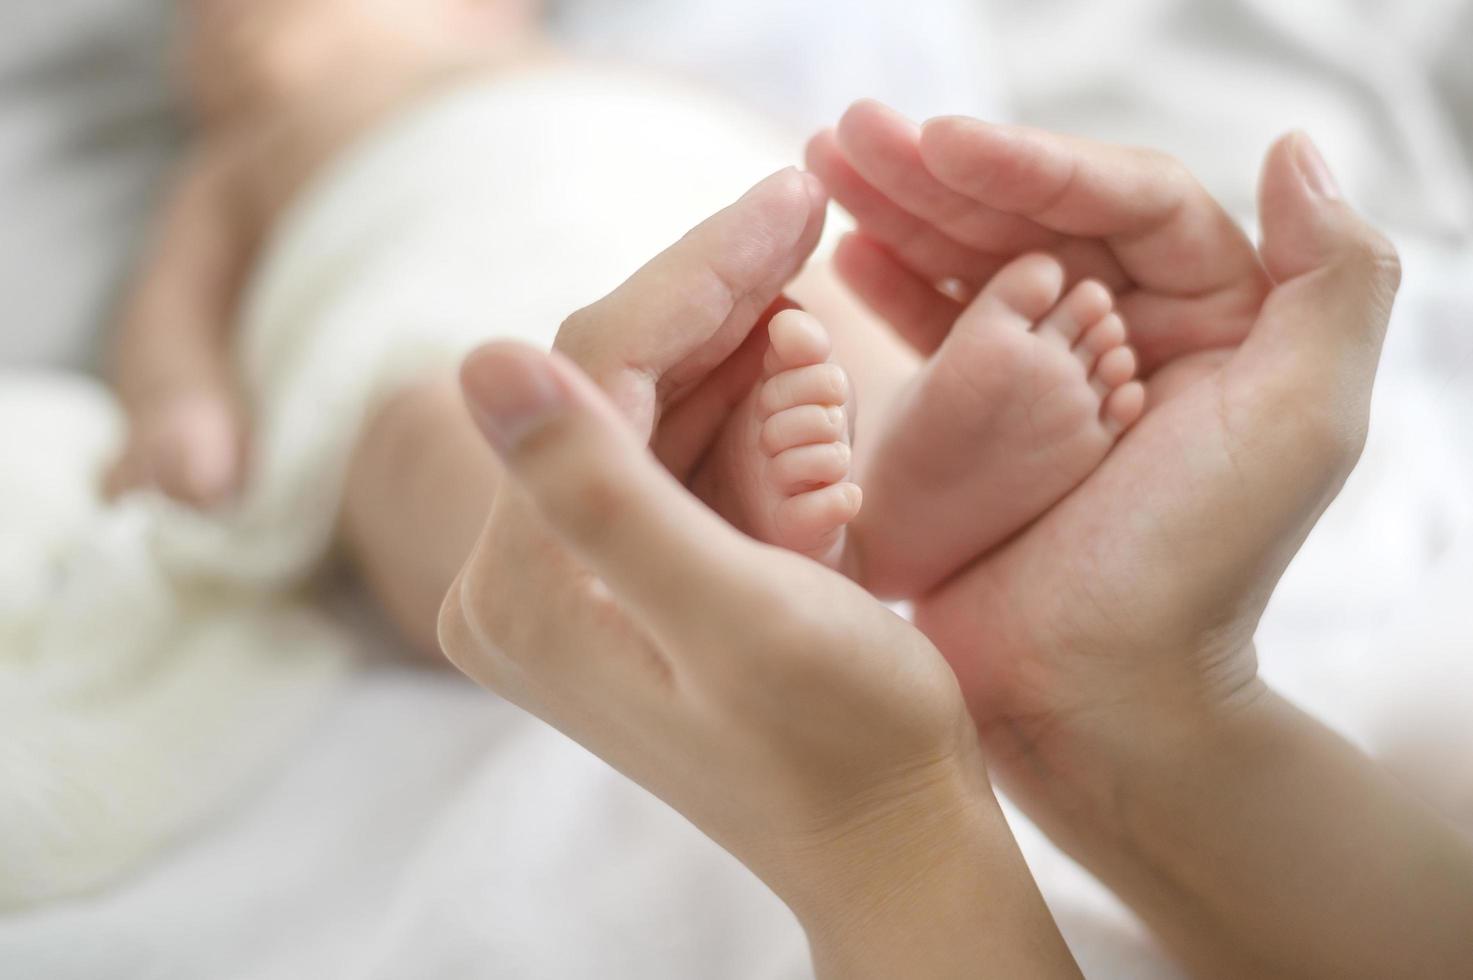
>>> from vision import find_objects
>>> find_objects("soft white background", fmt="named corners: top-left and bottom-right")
top-left (2, 1), bottom-right (1471, 977)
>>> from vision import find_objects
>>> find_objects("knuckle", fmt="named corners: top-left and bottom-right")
top-left (1346, 228), bottom-right (1403, 294)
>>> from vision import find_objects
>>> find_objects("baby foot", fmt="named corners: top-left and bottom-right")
top-left (696, 309), bottom-right (861, 568)
top-left (852, 253), bottom-right (1145, 597)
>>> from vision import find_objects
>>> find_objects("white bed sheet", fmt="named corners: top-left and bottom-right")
top-left (2, 1), bottom-right (1472, 977)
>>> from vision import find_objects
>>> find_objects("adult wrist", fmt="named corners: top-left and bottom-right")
top-left (1049, 680), bottom-right (1473, 978)
top-left (779, 757), bottom-right (1078, 979)
top-left (1100, 674), bottom-right (1275, 856)
top-left (986, 646), bottom-right (1271, 864)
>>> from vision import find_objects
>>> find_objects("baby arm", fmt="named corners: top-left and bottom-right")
top-left (106, 141), bottom-right (255, 507)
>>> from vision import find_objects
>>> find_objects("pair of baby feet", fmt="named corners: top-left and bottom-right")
top-left (708, 251), bottom-right (1145, 598)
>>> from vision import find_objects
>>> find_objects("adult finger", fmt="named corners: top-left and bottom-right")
top-left (554, 168), bottom-right (829, 437)
top-left (832, 101), bottom-right (1131, 294)
top-left (918, 115), bottom-right (1265, 297)
top-left (836, 100), bottom-right (1059, 254)
top-left (1245, 132), bottom-right (1401, 419)
top-left (805, 129), bottom-right (1006, 288)
top-left (831, 233), bottom-right (962, 355)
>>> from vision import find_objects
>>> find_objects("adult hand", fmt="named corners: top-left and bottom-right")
top-left (813, 105), bottom-right (1473, 980)
top-left (436, 175), bottom-right (1082, 979)
top-left (815, 101), bottom-right (1392, 796)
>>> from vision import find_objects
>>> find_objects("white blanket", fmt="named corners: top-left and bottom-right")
top-left (1, 63), bottom-right (808, 908)
top-left (2, 1), bottom-right (1471, 977)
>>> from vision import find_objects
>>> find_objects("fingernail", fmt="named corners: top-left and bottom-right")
top-left (461, 345), bottom-right (566, 453)
top-left (1292, 132), bottom-right (1340, 199)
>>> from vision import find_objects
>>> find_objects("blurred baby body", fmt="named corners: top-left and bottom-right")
top-left (112, 0), bottom-right (817, 584)
top-left (7, 1), bottom-right (822, 905)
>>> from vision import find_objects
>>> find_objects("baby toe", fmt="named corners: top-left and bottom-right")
top-left (767, 441), bottom-right (852, 495)
top-left (1074, 312), bottom-right (1128, 372)
top-left (958, 253), bottom-right (1066, 334)
top-left (1103, 380), bottom-right (1147, 437)
top-left (1091, 345), bottom-right (1138, 398)
top-left (760, 403), bottom-right (849, 458)
top-left (1036, 279), bottom-right (1113, 347)
top-left (765, 309), bottom-right (832, 375)
top-left (758, 363), bottom-right (851, 417)
top-left (774, 482), bottom-right (862, 557)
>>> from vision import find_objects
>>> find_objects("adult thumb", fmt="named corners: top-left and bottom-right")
top-left (1257, 132), bottom-right (1402, 350)
top-left (1254, 134), bottom-right (1402, 397)
top-left (457, 342), bottom-right (755, 640)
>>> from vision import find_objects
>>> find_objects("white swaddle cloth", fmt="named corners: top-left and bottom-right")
top-left (0, 64), bottom-right (802, 907)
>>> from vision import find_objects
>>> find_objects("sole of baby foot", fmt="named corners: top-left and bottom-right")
top-left (852, 252), bottom-right (1144, 598)
top-left (696, 309), bottom-right (861, 569)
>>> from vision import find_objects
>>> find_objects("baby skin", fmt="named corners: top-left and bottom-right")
top-left (696, 308), bottom-right (862, 569)
top-left (704, 253), bottom-right (1144, 598)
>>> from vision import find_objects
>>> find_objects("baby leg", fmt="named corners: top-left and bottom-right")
top-left (341, 374), bottom-right (502, 655)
